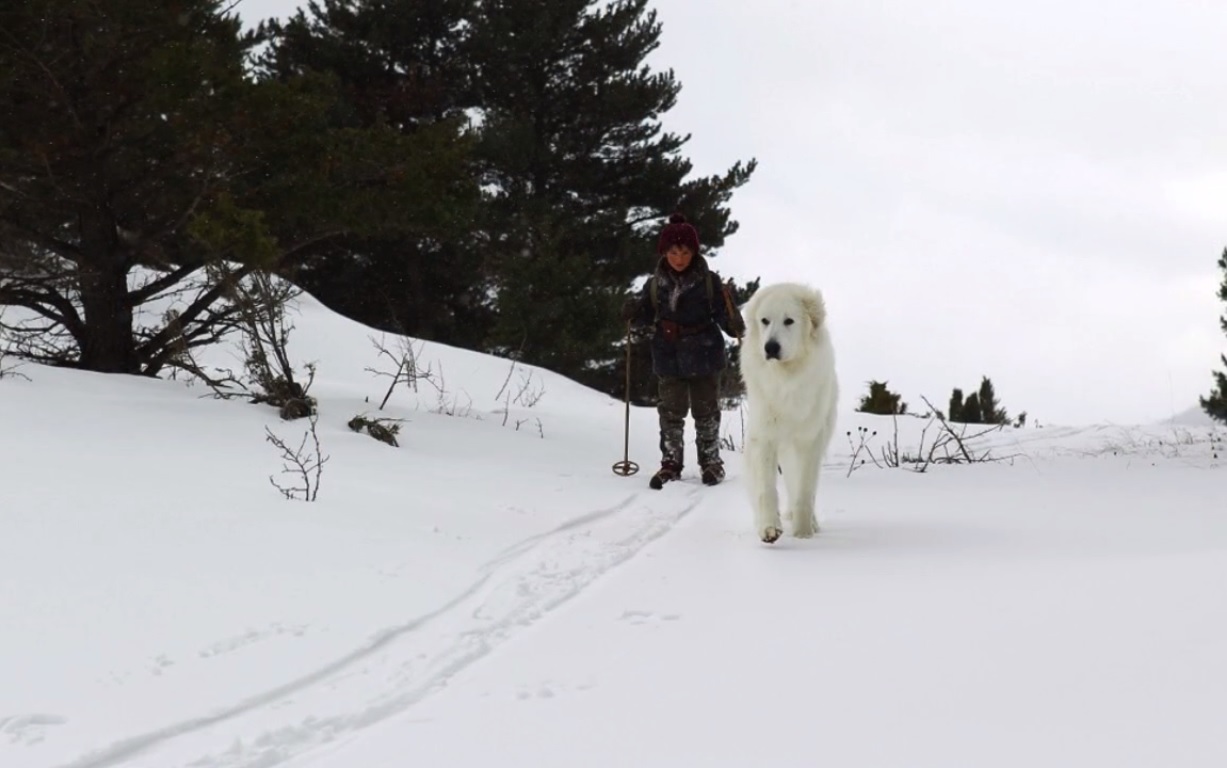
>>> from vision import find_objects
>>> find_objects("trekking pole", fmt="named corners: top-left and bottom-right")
top-left (612, 320), bottom-right (640, 476)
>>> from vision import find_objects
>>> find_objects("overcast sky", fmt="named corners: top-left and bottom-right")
top-left (238, 0), bottom-right (1227, 426)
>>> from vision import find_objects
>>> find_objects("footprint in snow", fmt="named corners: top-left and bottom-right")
top-left (514, 681), bottom-right (593, 701)
top-left (0, 714), bottom-right (67, 745)
top-left (618, 609), bottom-right (681, 626)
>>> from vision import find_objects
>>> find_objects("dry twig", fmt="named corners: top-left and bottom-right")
top-left (265, 413), bottom-right (329, 501)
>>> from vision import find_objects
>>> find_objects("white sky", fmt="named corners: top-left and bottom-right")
top-left (645, 0), bottom-right (1227, 425)
top-left (236, 0), bottom-right (1227, 425)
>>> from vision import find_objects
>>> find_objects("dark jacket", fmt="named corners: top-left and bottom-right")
top-left (625, 255), bottom-right (744, 379)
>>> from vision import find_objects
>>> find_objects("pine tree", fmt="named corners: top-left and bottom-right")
top-left (949, 389), bottom-right (965, 423)
top-left (976, 376), bottom-right (1009, 424)
top-left (466, 0), bottom-right (756, 390)
top-left (1200, 247), bottom-right (1227, 423)
top-left (960, 392), bottom-right (983, 424)
top-left (0, 0), bottom-right (252, 372)
top-left (0, 0), bottom-right (474, 374)
top-left (252, 0), bottom-right (486, 346)
top-left (857, 380), bottom-right (908, 415)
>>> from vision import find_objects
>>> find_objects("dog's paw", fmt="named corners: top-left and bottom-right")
top-left (792, 515), bottom-right (819, 539)
top-left (759, 525), bottom-right (783, 544)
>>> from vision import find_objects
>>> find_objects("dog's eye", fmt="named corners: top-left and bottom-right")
top-left (760, 318), bottom-right (769, 326)
top-left (783, 317), bottom-right (794, 326)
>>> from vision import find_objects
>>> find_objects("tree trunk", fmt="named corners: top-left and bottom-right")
top-left (403, 256), bottom-right (435, 339)
top-left (76, 210), bottom-right (139, 374)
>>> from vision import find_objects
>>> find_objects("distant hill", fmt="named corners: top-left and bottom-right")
top-left (1163, 405), bottom-right (1221, 427)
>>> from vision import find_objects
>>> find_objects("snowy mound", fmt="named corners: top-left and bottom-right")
top-left (3, 280), bottom-right (1226, 768)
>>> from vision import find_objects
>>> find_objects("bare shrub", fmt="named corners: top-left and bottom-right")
top-left (719, 401), bottom-right (747, 454)
top-left (495, 356), bottom-right (546, 427)
top-left (0, 308), bottom-right (30, 381)
top-left (427, 362), bottom-right (476, 419)
top-left (1092, 425), bottom-right (1227, 465)
top-left (231, 271), bottom-right (317, 420)
top-left (365, 333), bottom-right (435, 410)
top-left (266, 413), bottom-right (328, 501)
top-left (846, 394), bottom-right (1016, 476)
top-left (0, 303), bottom-right (73, 371)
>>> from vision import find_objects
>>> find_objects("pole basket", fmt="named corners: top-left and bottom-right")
top-left (611, 458), bottom-right (639, 476)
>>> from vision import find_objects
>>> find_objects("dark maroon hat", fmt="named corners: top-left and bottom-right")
top-left (657, 212), bottom-right (700, 255)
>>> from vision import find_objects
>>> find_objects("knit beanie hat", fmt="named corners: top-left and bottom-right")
top-left (657, 212), bottom-right (700, 255)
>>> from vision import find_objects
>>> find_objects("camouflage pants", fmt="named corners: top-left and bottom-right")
top-left (657, 374), bottom-right (722, 469)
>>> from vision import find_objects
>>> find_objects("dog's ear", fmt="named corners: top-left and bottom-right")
top-left (801, 291), bottom-right (826, 338)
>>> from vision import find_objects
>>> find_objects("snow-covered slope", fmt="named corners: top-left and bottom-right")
top-left (3, 285), bottom-right (1226, 768)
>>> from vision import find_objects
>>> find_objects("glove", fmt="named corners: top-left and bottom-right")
top-left (620, 297), bottom-right (640, 322)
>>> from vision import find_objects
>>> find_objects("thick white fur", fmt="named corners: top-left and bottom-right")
top-left (739, 282), bottom-right (839, 543)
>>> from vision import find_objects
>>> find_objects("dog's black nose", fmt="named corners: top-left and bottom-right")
top-left (764, 339), bottom-right (780, 359)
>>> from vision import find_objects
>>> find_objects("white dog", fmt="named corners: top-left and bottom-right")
top-left (739, 282), bottom-right (839, 543)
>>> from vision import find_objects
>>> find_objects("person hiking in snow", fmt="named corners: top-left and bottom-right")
top-left (621, 212), bottom-right (746, 489)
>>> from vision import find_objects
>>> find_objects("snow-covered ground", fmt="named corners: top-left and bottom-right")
top-left (3, 287), bottom-right (1226, 768)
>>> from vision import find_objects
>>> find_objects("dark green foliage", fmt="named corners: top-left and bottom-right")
top-left (976, 376), bottom-right (1008, 424)
top-left (0, 0), bottom-right (473, 375)
top-left (1, 0), bottom-right (758, 400)
top-left (947, 377), bottom-right (1011, 424)
top-left (251, 0), bottom-right (486, 346)
top-left (857, 380), bottom-right (908, 415)
top-left (467, 0), bottom-right (756, 391)
top-left (1200, 247), bottom-right (1227, 424)
top-left (0, 0), bottom-right (254, 372)
top-left (1202, 362), bottom-right (1227, 424)
top-left (960, 393), bottom-right (982, 424)
top-left (949, 389), bottom-right (964, 423)
top-left (233, 0), bottom-right (758, 395)
top-left (253, 0), bottom-right (476, 127)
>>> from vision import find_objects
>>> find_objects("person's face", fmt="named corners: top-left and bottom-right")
top-left (665, 244), bottom-right (694, 272)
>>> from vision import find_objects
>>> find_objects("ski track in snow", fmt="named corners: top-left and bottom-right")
top-left (56, 488), bottom-right (702, 768)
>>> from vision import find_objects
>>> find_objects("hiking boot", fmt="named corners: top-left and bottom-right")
top-left (649, 461), bottom-right (681, 490)
top-left (701, 463), bottom-right (725, 486)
